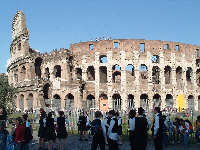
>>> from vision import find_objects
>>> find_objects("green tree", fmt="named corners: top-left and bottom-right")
top-left (0, 74), bottom-right (16, 110)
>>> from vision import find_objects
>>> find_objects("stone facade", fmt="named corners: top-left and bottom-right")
top-left (7, 11), bottom-right (200, 112)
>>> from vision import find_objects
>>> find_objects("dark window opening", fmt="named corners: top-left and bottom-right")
top-left (140, 43), bottom-right (145, 53)
top-left (43, 83), bottom-right (50, 100)
top-left (87, 66), bottom-right (95, 81)
top-left (45, 68), bottom-right (50, 79)
top-left (87, 94), bottom-right (95, 109)
top-left (112, 65), bottom-right (121, 83)
top-left (126, 65), bottom-right (134, 76)
top-left (153, 94), bottom-right (161, 108)
top-left (196, 59), bottom-right (200, 67)
top-left (186, 67), bottom-right (192, 82)
top-left (112, 94), bottom-right (121, 110)
top-left (139, 64), bottom-right (148, 79)
top-left (76, 68), bottom-right (82, 80)
top-left (196, 49), bottom-right (199, 57)
top-left (65, 93), bottom-right (74, 109)
top-left (152, 66), bottom-right (160, 84)
top-left (99, 55), bottom-right (108, 63)
top-left (89, 44), bottom-right (94, 50)
top-left (196, 69), bottom-right (200, 86)
top-left (100, 66), bottom-right (107, 83)
top-left (140, 94), bottom-right (149, 110)
top-left (114, 42), bottom-right (119, 48)
top-left (54, 65), bottom-right (61, 78)
top-left (128, 94), bottom-right (134, 109)
top-left (165, 94), bottom-right (173, 108)
top-left (34, 57), bottom-right (43, 78)
top-left (164, 66), bottom-right (172, 84)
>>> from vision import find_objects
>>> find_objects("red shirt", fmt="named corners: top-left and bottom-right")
top-left (15, 124), bottom-right (25, 143)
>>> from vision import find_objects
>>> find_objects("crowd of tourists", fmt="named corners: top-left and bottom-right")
top-left (0, 106), bottom-right (200, 150)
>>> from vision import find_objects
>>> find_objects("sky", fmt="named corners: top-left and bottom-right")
top-left (1, 0), bottom-right (200, 73)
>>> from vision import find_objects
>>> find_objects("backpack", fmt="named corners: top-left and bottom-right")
top-left (6, 135), bottom-right (15, 150)
top-left (90, 119), bottom-right (103, 137)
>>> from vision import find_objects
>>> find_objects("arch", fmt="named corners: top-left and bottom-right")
top-left (99, 55), bottom-right (108, 63)
top-left (45, 67), bottom-right (50, 79)
top-left (99, 93), bottom-right (108, 111)
top-left (112, 94), bottom-right (121, 110)
top-left (152, 55), bottom-right (160, 63)
top-left (99, 66), bottom-right (107, 83)
top-left (43, 83), bottom-right (50, 100)
top-left (165, 94), bottom-right (173, 108)
top-left (34, 57), bottom-right (43, 78)
top-left (86, 94), bottom-right (95, 109)
top-left (187, 95), bottom-right (194, 111)
top-left (140, 94), bottom-right (149, 111)
top-left (27, 93), bottom-right (33, 110)
top-left (186, 67), bottom-right (193, 82)
top-left (112, 64), bottom-right (121, 83)
top-left (76, 68), bottom-right (82, 80)
top-left (164, 66), bottom-right (172, 84)
top-left (128, 94), bottom-right (134, 109)
top-left (153, 94), bottom-right (161, 108)
top-left (176, 66), bottom-right (183, 88)
top-left (139, 64), bottom-right (148, 79)
top-left (19, 94), bottom-right (24, 111)
top-left (54, 65), bottom-right (61, 78)
top-left (126, 65), bottom-right (135, 82)
top-left (14, 69), bottom-right (18, 82)
top-left (65, 93), bottom-right (74, 110)
top-left (152, 66), bottom-right (160, 84)
top-left (196, 69), bottom-right (200, 87)
top-left (53, 94), bottom-right (61, 110)
top-left (87, 66), bottom-right (95, 81)
top-left (21, 66), bottom-right (26, 79)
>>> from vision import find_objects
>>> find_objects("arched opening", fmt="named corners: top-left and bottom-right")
top-left (187, 95), bottom-right (194, 111)
top-left (164, 66), bottom-right (171, 84)
top-left (99, 55), bottom-right (108, 63)
top-left (43, 83), bottom-right (50, 100)
top-left (112, 94), bottom-right (121, 110)
top-left (14, 69), bottom-right (18, 82)
top-left (140, 94), bottom-right (149, 111)
top-left (53, 94), bottom-right (61, 110)
top-left (126, 65), bottom-right (135, 82)
top-left (27, 93), bottom-right (33, 110)
top-left (34, 57), bottom-right (43, 78)
top-left (65, 93), bottom-right (74, 110)
top-left (76, 68), bottom-right (82, 80)
top-left (87, 66), bottom-right (95, 81)
top-left (176, 66), bottom-right (183, 88)
top-left (152, 66), bottom-right (160, 84)
top-left (54, 65), bottom-right (61, 78)
top-left (128, 94), bottom-right (134, 109)
top-left (99, 93), bottom-right (108, 111)
top-left (139, 64), bottom-right (148, 79)
top-left (152, 55), bottom-right (160, 63)
top-left (165, 94), bottom-right (173, 108)
top-left (99, 66), bottom-right (107, 83)
top-left (21, 66), bottom-right (26, 79)
top-left (186, 67), bottom-right (193, 82)
top-left (153, 94), bottom-right (161, 108)
top-left (112, 65), bottom-right (121, 83)
top-left (196, 69), bottom-right (200, 87)
top-left (45, 68), bottom-right (50, 79)
top-left (86, 94), bottom-right (95, 110)
top-left (19, 94), bottom-right (24, 111)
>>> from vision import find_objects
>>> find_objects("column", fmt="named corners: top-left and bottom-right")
top-left (107, 51), bottom-right (113, 110)
top-left (95, 52), bottom-right (100, 109)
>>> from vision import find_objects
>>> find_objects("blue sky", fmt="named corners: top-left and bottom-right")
top-left (1, 0), bottom-right (200, 73)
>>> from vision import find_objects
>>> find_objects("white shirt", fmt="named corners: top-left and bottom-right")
top-left (118, 117), bottom-right (122, 126)
top-left (108, 117), bottom-right (118, 141)
top-left (154, 113), bottom-right (159, 136)
top-left (96, 118), bottom-right (107, 139)
top-left (129, 117), bottom-right (135, 131)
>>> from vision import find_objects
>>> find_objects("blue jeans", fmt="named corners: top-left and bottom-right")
top-left (23, 143), bottom-right (30, 150)
top-left (195, 127), bottom-right (200, 142)
top-left (15, 143), bottom-right (24, 150)
top-left (183, 133), bottom-right (189, 148)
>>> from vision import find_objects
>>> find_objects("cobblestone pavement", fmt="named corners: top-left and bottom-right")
top-left (30, 135), bottom-right (200, 150)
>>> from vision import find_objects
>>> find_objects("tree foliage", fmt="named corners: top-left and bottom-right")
top-left (0, 74), bottom-right (16, 110)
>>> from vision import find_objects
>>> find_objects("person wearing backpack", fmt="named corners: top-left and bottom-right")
top-left (78, 112), bottom-right (87, 141)
top-left (22, 114), bottom-right (33, 150)
top-left (115, 112), bottom-right (122, 145)
top-left (15, 117), bottom-right (25, 150)
top-left (195, 116), bottom-right (200, 143)
top-left (152, 107), bottom-right (163, 150)
top-left (0, 120), bottom-right (9, 150)
top-left (128, 109), bottom-right (136, 150)
top-left (179, 119), bottom-right (190, 149)
top-left (107, 110), bottom-right (119, 150)
top-left (90, 111), bottom-right (106, 150)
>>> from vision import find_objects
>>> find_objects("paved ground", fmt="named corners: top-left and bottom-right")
top-left (30, 134), bottom-right (200, 150)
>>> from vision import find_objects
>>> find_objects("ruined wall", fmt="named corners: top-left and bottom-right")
top-left (7, 11), bottom-right (200, 112)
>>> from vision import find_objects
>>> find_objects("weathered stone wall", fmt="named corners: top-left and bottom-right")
top-left (7, 11), bottom-right (200, 112)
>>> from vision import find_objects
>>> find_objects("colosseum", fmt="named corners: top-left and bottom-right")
top-left (7, 11), bottom-right (200, 113)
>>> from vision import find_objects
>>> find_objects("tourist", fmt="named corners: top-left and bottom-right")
top-left (22, 114), bottom-right (33, 150)
top-left (115, 111), bottom-right (122, 145)
top-left (128, 109), bottom-right (136, 150)
top-left (90, 111), bottom-right (106, 150)
top-left (77, 112), bottom-right (87, 141)
top-left (57, 111), bottom-right (68, 150)
top-left (38, 108), bottom-right (47, 150)
top-left (15, 117), bottom-right (25, 150)
top-left (0, 120), bottom-right (9, 150)
top-left (107, 110), bottom-right (119, 150)
top-left (195, 115), bottom-right (200, 143)
top-left (104, 111), bottom-right (110, 144)
top-left (46, 112), bottom-right (57, 150)
top-left (152, 107), bottom-right (163, 150)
